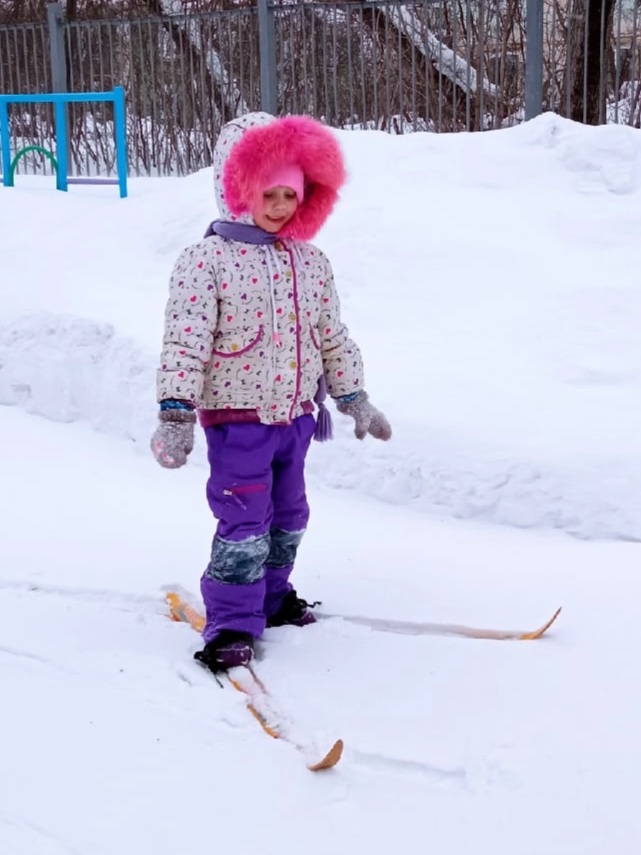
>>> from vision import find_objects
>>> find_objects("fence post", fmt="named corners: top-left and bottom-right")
top-left (47, 3), bottom-right (67, 93)
top-left (257, 0), bottom-right (277, 115)
top-left (525, 0), bottom-right (544, 120)
top-left (47, 3), bottom-right (71, 177)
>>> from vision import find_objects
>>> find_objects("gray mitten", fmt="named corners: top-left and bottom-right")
top-left (150, 408), bottom-right (196, 469)
top-left (336, 391), bottom-right (392, 441)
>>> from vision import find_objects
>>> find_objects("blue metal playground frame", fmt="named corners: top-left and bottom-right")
top-left (0, 86), bottom-right (128, 198)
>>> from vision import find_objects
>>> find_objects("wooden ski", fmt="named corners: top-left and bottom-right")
top-left (166, 592), bottom-right (343, 771)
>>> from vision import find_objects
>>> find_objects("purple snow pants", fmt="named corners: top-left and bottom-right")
top-left (200, 415), bottom-right (316, 643)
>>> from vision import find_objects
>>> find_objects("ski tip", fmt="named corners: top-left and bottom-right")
top-left (519, 606), bottom-right (563, 640)
top-left (307, 739), bottom-right (344, 772)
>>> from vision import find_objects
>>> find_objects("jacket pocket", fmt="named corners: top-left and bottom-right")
top-left (208, 324), bottom-right (270, 405)
top-left (212, 324), bottom-right (265, 357)
top-left (222, 483), bottom-right (268, 510)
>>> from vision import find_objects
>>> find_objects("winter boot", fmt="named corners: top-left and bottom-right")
top-left (194, 629), bottom-right (254, 673)
top-left (266, 590), bottom-right (319, 628)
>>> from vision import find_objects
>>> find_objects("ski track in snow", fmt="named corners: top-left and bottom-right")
top-left (0, 808), bottom-right (83, 855)
top-left (348, 749), bottom-right (468, 788)
top-left (0, 579), bottom-right (164, 615)
top-left (0, 644), bottom-right (76, 674)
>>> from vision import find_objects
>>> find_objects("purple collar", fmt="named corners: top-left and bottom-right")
top-left (204, 220), bottom-right (279, 245)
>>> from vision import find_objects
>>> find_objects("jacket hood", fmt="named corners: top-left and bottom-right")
top-left (212, 112), bottom-right (346, 241)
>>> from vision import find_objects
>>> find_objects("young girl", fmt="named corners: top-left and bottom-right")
top-left (151, 112), bottom-right (391, 673)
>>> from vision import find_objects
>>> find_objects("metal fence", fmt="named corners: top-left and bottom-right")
top-left (1, 0), bottom-right (640, 178)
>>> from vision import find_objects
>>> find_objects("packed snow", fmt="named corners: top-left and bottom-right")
top-left (1, 114), bottom-right (640, 855)
top-left (3, 112), bottom-right (641, 541)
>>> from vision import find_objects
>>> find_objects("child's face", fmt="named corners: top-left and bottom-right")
top-left (252, 186), bottom-right (299, 233)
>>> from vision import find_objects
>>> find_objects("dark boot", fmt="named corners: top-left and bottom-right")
top-left (266, 590), bottom-right (319, 628)
top-left (194, 629), bottom-right (254, 673)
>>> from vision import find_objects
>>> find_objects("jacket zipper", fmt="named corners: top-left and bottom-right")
top-left (286, 245), bottom-right (302, 422)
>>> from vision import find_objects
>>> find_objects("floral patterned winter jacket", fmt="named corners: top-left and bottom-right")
top-left (156, 112), bottom-right (364, 425)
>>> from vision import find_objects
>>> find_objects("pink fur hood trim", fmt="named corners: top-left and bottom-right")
top-left (222, 114), bottom-right (346, 240)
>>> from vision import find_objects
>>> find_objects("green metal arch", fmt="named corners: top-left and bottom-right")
top-left (9, 145), bottom-right (58, 184)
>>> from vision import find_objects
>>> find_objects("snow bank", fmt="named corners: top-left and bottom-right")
top-left (1, 308), bottom-right (638, 541)
top-left (0, 313), bottom-right (156, 444)
top-left (1, 113), bottom-right (640, 540)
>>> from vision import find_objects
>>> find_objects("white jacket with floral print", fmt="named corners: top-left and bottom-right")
top-left (156, 112), bottom-right (364, 425)
top-left (156, 235), bottom-right (364, 424)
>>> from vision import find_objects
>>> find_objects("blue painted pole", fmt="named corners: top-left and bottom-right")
top-left (0, 91), bottom-right (120, 104)
top-left (113, 85), bottom-right (128, 199)
top-left (0, 100), bottom-right (11, 187)
top-left (54, 96), bottom-right (68, 191)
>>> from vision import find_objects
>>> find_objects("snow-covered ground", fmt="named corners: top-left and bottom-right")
top-left (1, 114), bottom-right (641, 854)
top-left (2, 406), bottom-right (640, 855)
top-left (2, 112), bottom-right (640, 540)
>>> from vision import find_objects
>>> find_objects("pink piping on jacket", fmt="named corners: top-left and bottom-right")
top-left (286, 244), bottom-right (303, 423)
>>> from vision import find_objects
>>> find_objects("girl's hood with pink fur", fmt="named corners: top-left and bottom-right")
top-left (212, 112), bottom-right (346, 241)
